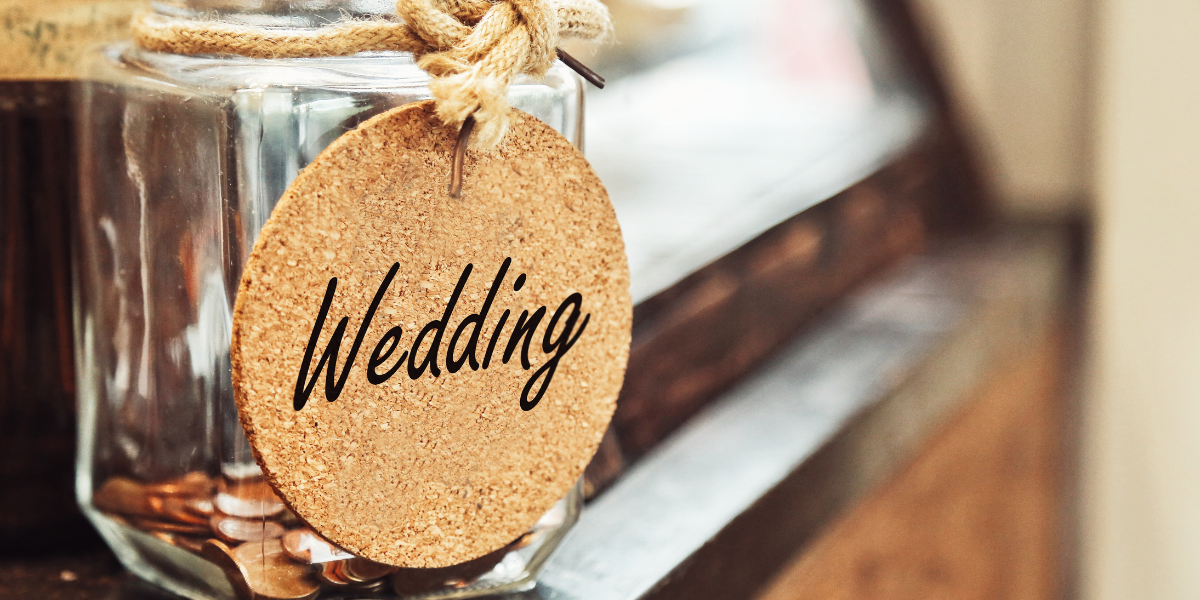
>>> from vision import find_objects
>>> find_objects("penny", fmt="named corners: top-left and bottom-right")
top-left (150, 530), bottom-right (210, 555)
top-left (150, 531), bottom-right (175, 545)
top-left (202, 540), bottom-right (254, 600)
top-left (281, 529), bottom-right (354, 564)
top-left (155, 496), bottom-right (210, 526)
top-left (185, 497), bottom-right (215, 518)
top-left (132, 517), bottom-right (212, 536)
top-left (232, 539), bottom-right (321, 600)
top-left (343, 557), bottom-right (397, 582)
top-left (216, 479), bottom-right (285, 518)
top-left (211, 515), bottom-right (285, 544)
top-left (172, 535), bottom-right (210, 555)
top-left (350, 578), bottom-right (390, 594)
top-left (149, 472), bottom-right (215, 497)
top-left (316, 561), bottom-right (352, 587)
top-left (93, 477), bottom-right (153, 517)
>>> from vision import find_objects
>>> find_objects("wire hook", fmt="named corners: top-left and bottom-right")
top-left (448, 114), bottom-right (477, 199)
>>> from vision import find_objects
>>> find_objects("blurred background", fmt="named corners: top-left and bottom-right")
top-left (883, 1), bottom-right (1200, 598)
top-left (589, 0), bottom-right (1200, 595)
top-left (1, 0), bottom-right (1196, 598)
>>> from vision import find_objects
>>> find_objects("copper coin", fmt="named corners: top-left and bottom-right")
top-left (350, 578), bottom-right (390, 594)
top-left (93, 477), bottom-right (153, 517)
top-left (202, 540), bottom-right (254, 600)
top-left (231, 539), bottom-right (321, 600)
top-left (132, 517), bottom-right (212, 536)
top-left (281, 529), bottom-right (354, 564)
top-left (172, 535), bottom-right (211, 555)
top-left (316, 561), bottom-right (352, 587)
top-left (147, 495), bottom-right (165, 514)
top-left (149, 530), bottom-right (209, 555)
top-left (149, 531), bottom-right (176, 545)
top-left (216, 479), bottom-right (285, 518)
top-left (157, 496), bottom-right (210, 526)
top-left (185, 497), bottom-right (216, 518)
top-left (211, 515), bottom-right (285, 544)
top-left (149, 472), bottom-right (215, 497)
top-left (343, 557), bottom-right (398, 582)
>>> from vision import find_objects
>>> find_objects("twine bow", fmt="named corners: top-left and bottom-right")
top-left (132, 0), bottom-right (612, 147)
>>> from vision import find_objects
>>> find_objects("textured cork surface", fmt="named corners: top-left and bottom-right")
top-left (230, 101), bottom-right (631, 568)
top-left (0, 1), bottom-right (140, 80)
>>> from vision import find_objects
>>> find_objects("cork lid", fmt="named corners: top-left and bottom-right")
top-left (0, 0), bottom-right (140, 80)
top-left (230, 101), bottom-right (631, 568)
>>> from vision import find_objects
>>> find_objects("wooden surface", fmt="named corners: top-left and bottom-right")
top-left (755, 332), bottom-right (1065, 600)
top-left (610, 151), bottom-right (930, 465)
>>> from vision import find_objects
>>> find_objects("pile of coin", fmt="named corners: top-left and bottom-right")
top-left (91, 473), bottom-right (532, 599)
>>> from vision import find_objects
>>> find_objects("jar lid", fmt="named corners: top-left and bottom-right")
top-left (230, 101), bottom-right (631, 568)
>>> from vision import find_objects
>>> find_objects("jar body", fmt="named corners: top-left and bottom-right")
top-left (74, 42), bottom-right (584, 600)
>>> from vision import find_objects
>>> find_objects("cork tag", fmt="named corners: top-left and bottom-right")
top-left (229, 101), bottom-right (631, 568)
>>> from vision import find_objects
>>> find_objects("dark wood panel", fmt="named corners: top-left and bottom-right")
top-left (866, 0), bottom-right (996, 234)
top-left (606, 139), bottom-right (936, 465)
top-left (0, 81), bottom-right (96, 555)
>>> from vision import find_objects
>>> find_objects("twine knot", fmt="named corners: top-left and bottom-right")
top-left (400, 0), bottom-right (602, 147)
top-left (132, 0), bottom-right (612, 148)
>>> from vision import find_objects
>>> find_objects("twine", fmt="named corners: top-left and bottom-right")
top-left (132, 0), bottom-right (612, 147)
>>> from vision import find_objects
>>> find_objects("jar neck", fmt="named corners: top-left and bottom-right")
top-left (151, 0), bottom-right (396, 27)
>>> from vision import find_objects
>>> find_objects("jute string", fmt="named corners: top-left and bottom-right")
top-left (132, 0), bottom-right (612, 147)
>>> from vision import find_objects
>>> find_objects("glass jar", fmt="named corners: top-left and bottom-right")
top-left (73, 3), bottom-right (585, 599)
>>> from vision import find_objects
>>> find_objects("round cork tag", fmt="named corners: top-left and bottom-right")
top-left (230, 101), bottom-right (631, 568)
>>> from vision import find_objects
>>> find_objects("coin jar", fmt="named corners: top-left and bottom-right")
top-left (73, 2), bottom-right (591, 599)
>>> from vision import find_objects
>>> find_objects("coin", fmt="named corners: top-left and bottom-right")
top-left (202, 540), bottom-right (254, 600)
top-left (149, 531), bottom-right (175, 545)
top-left (216, 479), bottom-right (285, 518)
top-left (149, 472), bottom-right (215, 497)
top-left (185, 497), bottom-right (216, 518)
top-left (211, 515), bottom-right (285, 544)
top-left (153, 496), bottom-right (210, 526)
top-left (232, 539), bottom-right (321, 600)
top-left (93, 477), bottom-right (154, 517)
top-left (132, 516), bottom-right (212, 536)
top-left (343, 557), bottom-right (397, 582)
top-left (150, 530), bottom-right (210, 555)
top-left (281, 529), bottom-right (354, 564)
top-left (349, 577), bottom-right (390, 594)
top-left (172, 535), bottom-right (211, 555)
top-left (316, 561), bottom-right (352, 587)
